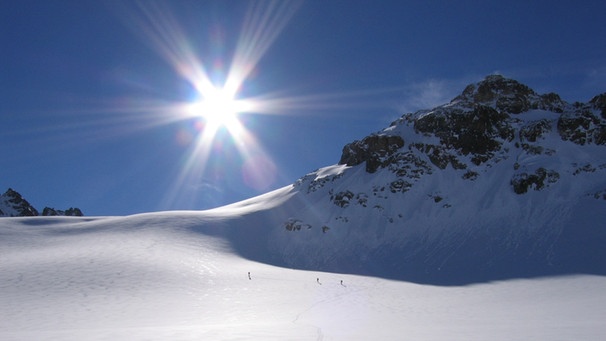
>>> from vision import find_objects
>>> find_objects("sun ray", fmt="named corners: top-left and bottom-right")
top-left (224, 1), bottom-right (302, 96)
top-left (120, 2), bottom-right (303, 209)
top-left (95, 1), bottom-right (402, 210)
top-left (4, 1), bottom-right (427, 213)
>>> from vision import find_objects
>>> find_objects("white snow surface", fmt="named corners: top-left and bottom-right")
top-left (1, 207), bottom-right (605, 340)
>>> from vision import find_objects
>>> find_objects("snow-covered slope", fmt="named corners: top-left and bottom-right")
top-left (1, 213), bottom-right (605, 340)
top-left (197, 75), bottom-right (606, 285)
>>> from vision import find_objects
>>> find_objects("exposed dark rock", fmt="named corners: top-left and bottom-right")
top-left (356, 193), bottom-right (368, 207)
top-left (414, 105), bottom-right (514, 165)
top-left (295, 171), bottom-right (344, 194)
top-left (557, 110), bottom-right (606, 145)
top-left (462, 170), bottom-right (479, 180)
top-left (430, 194), bottom-right (443, 203)
top-left (332, 190), bottom-right (354, 207)
top-left (387, 150), bottom-right (434, 176)
top-left (42, 207), bottom-right (59, 216)
top-left (592, 190), bottom-right (606, 200)
top-left (65, 208), bottom-right (83, 216)
top-left (284, 218), bottom-right (310, 231)
top-left (520, 143), bottom-right (544, 155)
top-left (453, 75), bottom-right (538, 114)
top-left (389, 179), bottom-right (412, 193)
top-left (339, 134), bottom-right (404, 173)
top-left (573, 163), bottom-right (597, 175)
top-left (519, 119), bottom-right (551, 142)
top-left (511, 168), bottom-right (560, 194)
top-left (538, 92), bottom-right (567, 113)
top-left (42, 207), bottom-right (84, 216)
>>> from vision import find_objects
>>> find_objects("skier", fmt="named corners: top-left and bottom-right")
top-left (317, 277), bottom-right (321, 285)
top-left (248, 272), bottom-right (251, 280)
top-left (340, 280), bottom-right (343, 286)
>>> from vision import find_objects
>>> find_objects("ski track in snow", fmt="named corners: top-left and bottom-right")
top-left (1, 214), bottom-right (606, 340)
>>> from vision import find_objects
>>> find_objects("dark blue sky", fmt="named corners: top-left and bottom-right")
top-left (2, 0), bottom-right (605, 215)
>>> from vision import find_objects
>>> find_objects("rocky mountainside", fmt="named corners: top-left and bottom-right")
top-left (226, 75), bottom-right (606, 285)
top-left (0, 188), bottom-right (83, 217)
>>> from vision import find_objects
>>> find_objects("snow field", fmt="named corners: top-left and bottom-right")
top-left (1, 215), bottom-right (605, 340)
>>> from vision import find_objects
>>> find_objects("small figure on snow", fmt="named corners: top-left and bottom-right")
top-left (248, 272), bottom-right (251, 280)
top-left (340, 280), bottom-right (343, 286)
top-left (317, 277), bottom-right (321, 285)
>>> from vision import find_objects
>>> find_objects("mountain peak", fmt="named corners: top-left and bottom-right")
top-left (0, 188), bottom-right (83, 217)
top-left (0, 188), bottom-right (38, 217)
top-left (448, 75), bottom-right (572, 114)
top-left (453, 75), bottom-right (546, 113)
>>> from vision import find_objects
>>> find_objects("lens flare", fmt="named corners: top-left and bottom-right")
top-left (114, 1), bottom-right (303, 209)
top-left (71, 0), bottom-right (399, 210)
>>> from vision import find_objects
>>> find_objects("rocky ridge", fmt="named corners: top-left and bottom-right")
top-left (0, 188), bottom-right (83, 217)
top-left (295, 76), bottom-right (604, 206)
top-left (334, 75), bottom-right (606, 196)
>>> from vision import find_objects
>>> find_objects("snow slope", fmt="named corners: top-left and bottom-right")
top-left (227, 76), bottom-right (606, 284)
top-left (1, 206), bottom-right (606, 340)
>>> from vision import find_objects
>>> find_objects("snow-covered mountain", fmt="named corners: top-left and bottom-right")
top-left (0, 188), bottom-right (39, 217)
top-left (214, 75), bottom-right (606, 285)
top-left (0, 188), bottom-right (83, 217)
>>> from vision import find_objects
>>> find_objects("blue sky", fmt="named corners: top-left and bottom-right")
top-left (1, 0), bottom-right (605, 216)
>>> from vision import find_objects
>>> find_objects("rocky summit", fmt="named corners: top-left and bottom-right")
top-left (0, 188), bottom-right (39, 217)
top-left (233, 75), bottom-right (606, 285)
top-left (0, 188), bottom-right (83, 217)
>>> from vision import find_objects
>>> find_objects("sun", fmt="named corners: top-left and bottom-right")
top-left (116, 0), bottom-right (302, 208)
top-left (188, 86), bottom-right (249, 131)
